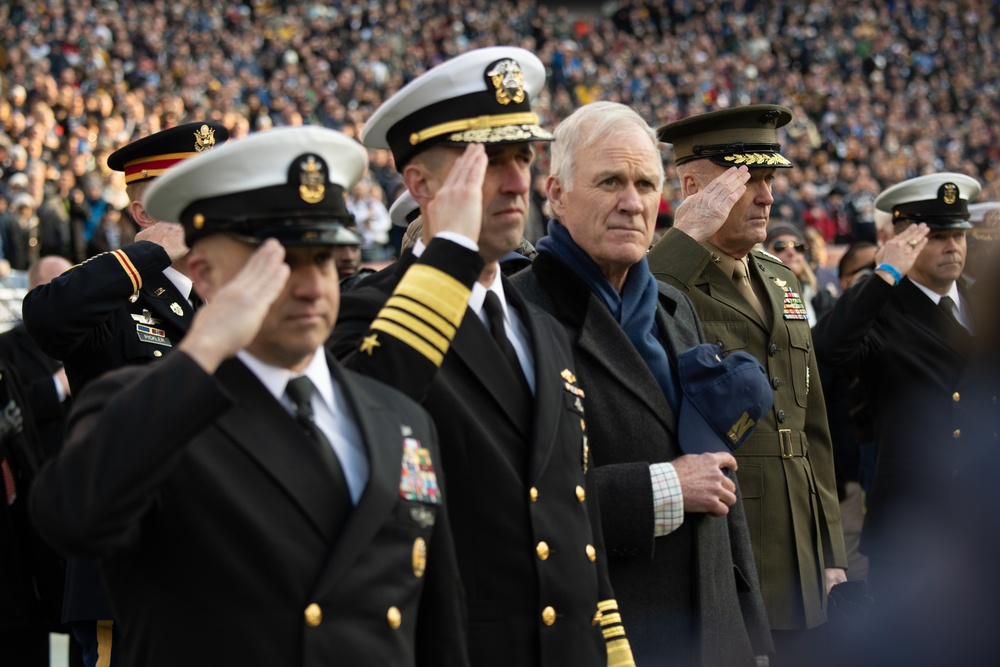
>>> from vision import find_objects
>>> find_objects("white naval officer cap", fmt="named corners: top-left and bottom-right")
top-left (143, 126), bottom-right (367, 247)
top-left (874, 172), bottom-right (981, 230)
top-left (362, 46), bottom-right (553, 168)
top-left (389, 189), bottom-right (420, 228)
top-left (968, 202), bottom-right (1000, 240)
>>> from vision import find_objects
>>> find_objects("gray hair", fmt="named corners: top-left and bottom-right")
top-left (549, 101), bottom-right (664, 193)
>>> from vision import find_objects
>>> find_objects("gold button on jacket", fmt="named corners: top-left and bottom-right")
top-left (387, 606), bottom-right (402, 630)
top-left (541, 605), bottom-right (556, 626)
top-left (304, 603), bottom-right (322, 627)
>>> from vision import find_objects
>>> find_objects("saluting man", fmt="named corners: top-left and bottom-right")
top-left (646, 105), bottom-right (847, 665)
top-left (20, 120), bottom-right (228, 667)
top-left (30, 126), bottom-right (469, 667)
top-left (328, 47), bottom-right (635, 667)
top-left (23, 121), bottom-right (230, 394)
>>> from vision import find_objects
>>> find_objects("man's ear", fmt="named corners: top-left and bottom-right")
top-left (679, 171), bottom-right (700, 197)
top-left (130, 199), bottom-right (157, 229)
top-left (185, 248), bottom-right (213, 302)
top-left (402, 163), bottom-right (433, 209)
top-left (545, 175), bottom-right (565, 218)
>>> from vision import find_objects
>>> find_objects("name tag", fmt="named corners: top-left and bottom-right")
top-left (136, 323), bottom-right (172, 347)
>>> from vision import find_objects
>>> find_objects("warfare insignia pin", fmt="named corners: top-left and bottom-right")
top-left (154, 287), bottom-right (166, 296)
top-left (298, 155), bottom-right (326, 204)
top-left (170, 302), bottom-right (184, 317)
top-left (399, 437), bottom-right (441, 504)
top-left (410, 506), bottom-right (436, 529)
top-left (193, 124), bottom-right (217, 152)
top-left (487, 59), bottom-right (525, 106)
top-left (131, 312), bottom-right (161, 325)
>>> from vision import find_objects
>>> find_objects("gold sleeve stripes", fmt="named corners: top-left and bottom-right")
top-left (111, 249), bottom-right (142, 293)
top-left (368, 264), bottom-right (471, 366)
top-left (597, 599), bottom-right (635, 667)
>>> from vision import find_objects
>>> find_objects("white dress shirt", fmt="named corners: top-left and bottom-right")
top-left (910, 279), bottom-right (971, 332)
top-left (237, 348), bottom-right (369, 503)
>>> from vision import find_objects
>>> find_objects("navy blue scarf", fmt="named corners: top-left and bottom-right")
top-left (536, 220), bottom-right (678, 409)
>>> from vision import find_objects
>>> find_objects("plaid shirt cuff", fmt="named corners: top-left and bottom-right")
top-left (650, 462), bottom-right (683, 537)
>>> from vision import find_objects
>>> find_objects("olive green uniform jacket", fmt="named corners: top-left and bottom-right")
top-left (648, 228), bottom-right (847, 630)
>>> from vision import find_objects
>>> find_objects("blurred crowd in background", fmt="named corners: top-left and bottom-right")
top-left (0, 0), bottom-right (998, 319)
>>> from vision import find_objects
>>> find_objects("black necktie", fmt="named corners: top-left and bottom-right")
top-left (188, 287), bottom-right (204, 312)
top-left (285, 376), bottom-right (352, 502)
top-left (483, 291), bottom-right (527, 384)
top-left (939, 295), bottom-right (965, 332)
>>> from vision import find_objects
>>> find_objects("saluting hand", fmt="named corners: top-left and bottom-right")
top-left (180, 239), bottom-right (290, 374)
top-left (423, 143), bottom-right (488, 244)
top-left (673, 452), bottom-right (739, 517)
top-left (874, 222), bottom-right (929, 283)
top-left (135, 221), bottom-right (190, 262)
top-left (672, 166), bottom-right (750, 242)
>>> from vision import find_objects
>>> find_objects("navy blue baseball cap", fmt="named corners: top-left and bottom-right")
top-left (676, 343), bottom-right (773, 455)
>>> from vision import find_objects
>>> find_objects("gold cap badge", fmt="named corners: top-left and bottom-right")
top-left (487, 59), bottom-right (525, 106)
top-left (942, 183), bottom-right (958, 205)
top-left (193, 124), bottom-right (217, 152)
top-left (298, 155), bottom-right (326, 204)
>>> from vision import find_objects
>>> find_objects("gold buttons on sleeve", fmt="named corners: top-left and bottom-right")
top-left (953, 429), bottom-right (961, 439)
top-left (387, 606), bottom-right (402, 630)
top-left (304, 603), bottom-right (322, 627)
top-left (592, 610), bottom-right (603, 625)
top-left (536, 541), bottom-right (550, 561)
top-left (586, 544), bottom-right (596, 562)
top-left (575, 485), bottom-right (586, 502)
top-left (541, 606), bottom-right (556, 626)
top-left (953, 392), bottom-right (961, 402)
top-left (529, 487), bottom-right (539, 502)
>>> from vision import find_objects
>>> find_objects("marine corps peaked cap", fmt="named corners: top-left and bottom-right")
top-left (658, 104), bottom-right (793, 169)
top-left (362, 46), bottom-right (553, 168)
top-left (143, 126), bottom-right (368, 247)
top-left (874, 172), bottom-right (981, 230)
top-left (107, 121), bottom-right (230, 184)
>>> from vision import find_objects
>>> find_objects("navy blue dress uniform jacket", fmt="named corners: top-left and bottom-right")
top-left (511, 252), bottom-right (772, 666)
top-left (328, 238), bottom-right (634, 667)
top-left (22, 240), bottom-right (193, 395)
top-left (30, 351), bottom-right (468, 667)
top-left (0, 324), bottom-right (69, 460)
top-left (812, 275), bottom-right (998, 560)
top-left (21, 239), bottom-right (193, 623)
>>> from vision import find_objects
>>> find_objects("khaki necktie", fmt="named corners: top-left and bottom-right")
top-left (733, 258), bottom-right (768, 322)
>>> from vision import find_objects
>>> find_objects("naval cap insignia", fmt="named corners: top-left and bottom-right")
top-left (487, 59), bottom-right (525, 106)
top-left (193, 124), bottom-right (217, 152)
top-left (941, 183), bottom-right (958, 205)
top-left (298, 155), bottom-right (326, 204)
